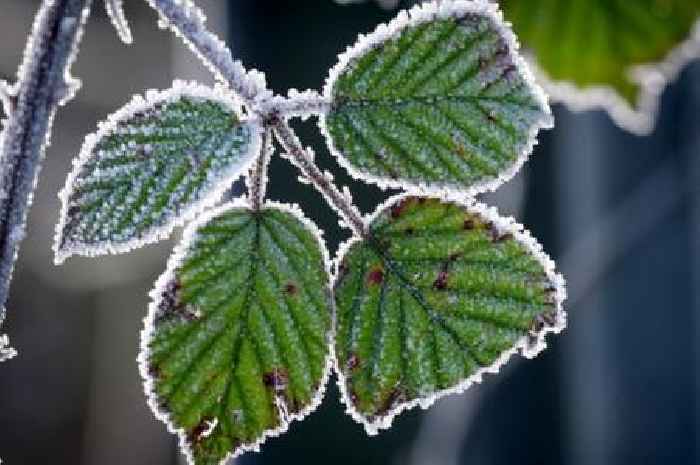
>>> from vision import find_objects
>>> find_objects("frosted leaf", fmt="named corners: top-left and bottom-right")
top-left (321, 1), bottom-right (552, 197)
top-left (333, 195), bottom-right (566, 434)
top-left (55, 82), bottom-right (262, 263)
top-left (140, 201), bottom-right (332, 465)
top-left (105, 0), bottom-right (133, 44)
top-left (499, 0), bottom-right (700, 134)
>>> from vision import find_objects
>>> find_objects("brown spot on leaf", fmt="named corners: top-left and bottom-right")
top-left (433, 270), bottom-right (449, 290)
top-left (378, 387), bottom-right (408, 415)
top-left (263, 369), bottom-right (289, 392)
top-left (284, 282), bottom-right (298, 295)
top-left (188, 416), bottom-right (215, 445)
top-left (148, 363), bottom-right (162, 379)
top-left (530, 311), bottom-right (558, 333)
top-left (493, 231), bottom-right (514, 243)
top-left (346, 353), bottom-right (360, 372)
top-left (367, 267), bottom-right (384, 286)
top-left (463, 218), bottom-right (475, 230)
top-left (454, 142), bottom-right (467, 158)
top-left (390, 198), bottom-right (414, 219)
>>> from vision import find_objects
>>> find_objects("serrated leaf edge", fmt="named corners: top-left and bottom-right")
top-left (331, 192), bottom-right (567, 435)
top-left (525, 17), bottom-right (700, 135)
top-left (319, 0), bottom-right (553, 198)
top-left (53, 80), bottom-right (263, 265)
top-left (138, 198), bottom-right (335, 465)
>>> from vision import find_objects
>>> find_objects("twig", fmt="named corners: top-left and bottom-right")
top-left (247, 129), bottom-right (272, 212)
top-left (272, 119), bottom-right (368, 237)
top-left (146, 0), bottom-right (268, 107)
top-left (0, 0), bottom-right (92, 361)
top-left (260, 90), bottom-right (331, 119)
top-left (146, 0), bottom-right (369, 238)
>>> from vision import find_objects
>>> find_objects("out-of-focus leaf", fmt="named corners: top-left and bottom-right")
top-left (500, 0), bottom-right (700, 132)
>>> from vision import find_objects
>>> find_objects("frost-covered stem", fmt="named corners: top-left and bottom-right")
top-left (262, 91), bottom-right (331, 119)
top-left (248, 129), bottom-right (271, 211)
top-left (146, 0), bottom-right (267, 107)
top-left (272, 119), bottom-right (368, 238)
top-left (0, 0), bottom-right (92, 360)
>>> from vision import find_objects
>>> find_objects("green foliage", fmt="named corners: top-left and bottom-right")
top-left (334, 197), bottom-right (561, 429)
top-left (55, 87), bottom-right (258, 262)
top-left (143, 205), bottom-right (332, 465)
top-left (324, 9), bottom-right (551, 193)
top-left (50, 1), bottom-right (566, 463)
top-left (500, 0), bottom-right (700, 105)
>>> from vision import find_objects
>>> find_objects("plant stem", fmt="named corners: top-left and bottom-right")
top-left (248, 129), bottom-right (271, 212)
top-left (261, 91), bottom-right (331, 119)
top-left (147, 0), bottom-right (369, 238)
top-left (272, 120), bottom-right (367, 237)
top-left (146, 0), bottom-right (267, 107)
top-left (0, 0), bottom-right (92, 361)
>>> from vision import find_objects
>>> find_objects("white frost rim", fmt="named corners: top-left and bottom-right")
top-left (53, 80), bottom-right (263, 265)
top-left (319, 0), bottom-right (553, 199)
top-left (526, 16), bottom-right (700, 135)
top-left (138, 198), bottom-right (335, 465)
top-left (331, 192), bottom-right (568, 435)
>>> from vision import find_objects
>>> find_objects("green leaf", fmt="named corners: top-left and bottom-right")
top-left (333, 196), bottom-right (565, 432)
top-left (322, 2), bottom-right (551, 195)
top-left (500, 0), bottom-right (700, 132)
top-left (54, 82), bottom-right (261, 263)
top-left (141, 202), bottom-right (332, 465)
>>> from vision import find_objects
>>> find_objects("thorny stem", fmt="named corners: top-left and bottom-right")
top-left (147, 0), bottom-right (368, 238)
top-left (0, 0), bottom-right (92, 361)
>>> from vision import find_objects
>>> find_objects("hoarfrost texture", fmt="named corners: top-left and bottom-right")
top-left (0, 0), bottom-right (92, 362)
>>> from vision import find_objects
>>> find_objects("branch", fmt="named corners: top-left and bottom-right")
top-left (146, 0), bottom-right (269, 106)
top-left (272, 119), bottom-right (367, 237)
top-left (0, 0), bottom-right (92, 361)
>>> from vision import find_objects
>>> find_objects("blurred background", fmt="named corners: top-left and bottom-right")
top-left (0, 1), bottom-right (699, 464)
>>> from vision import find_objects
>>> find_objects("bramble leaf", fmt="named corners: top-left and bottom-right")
top-left (141, 203), bottom-right (332, 465)
top-left (55, 83), bottom-right (261, 263)
top-left (334, 196), bottom-right (565, 433)
top-left (500, 0), bottom-right (700, 132)
top-left (322, 2), bottom-right (551, 195)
